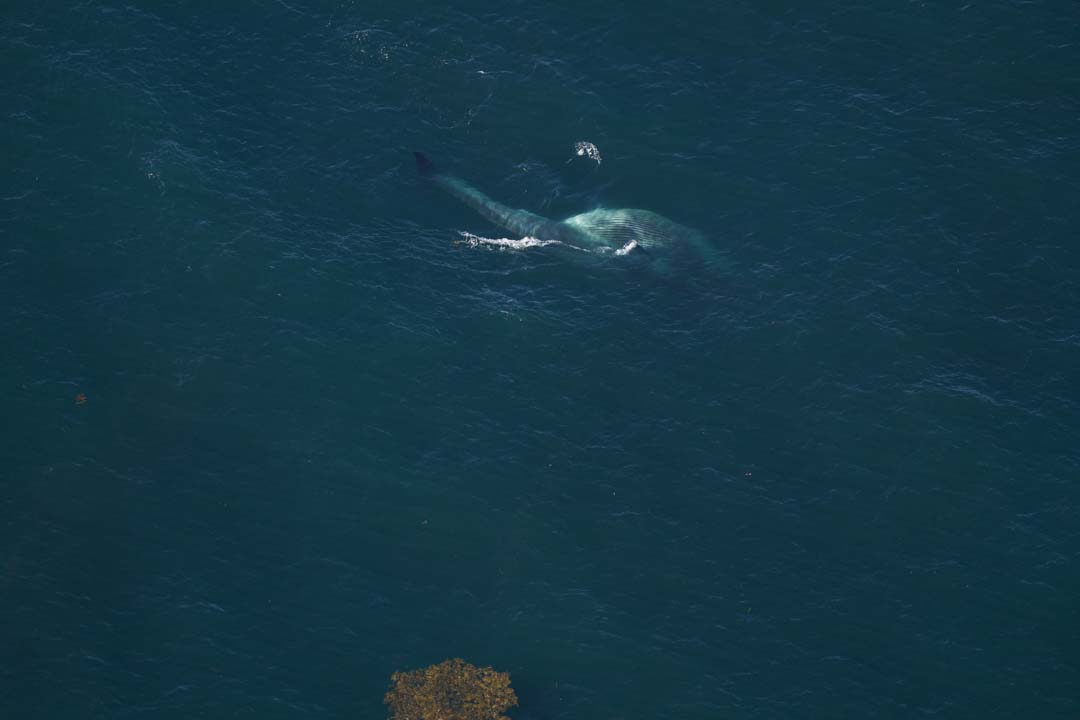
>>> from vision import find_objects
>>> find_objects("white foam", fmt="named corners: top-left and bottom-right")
top-left (455, 232), bottom-right (590, 253)
top-left (573, 141), bottom-right (602, 165)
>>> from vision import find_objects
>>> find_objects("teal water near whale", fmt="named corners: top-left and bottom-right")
top-left (2, 2), bottom-right (1078, 718)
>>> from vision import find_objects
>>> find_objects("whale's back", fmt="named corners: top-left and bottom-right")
top-left (414, 153), bottom-right (720, 272)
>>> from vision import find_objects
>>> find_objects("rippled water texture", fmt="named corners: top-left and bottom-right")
top-left (2, 2), bottom-right (1078, 718)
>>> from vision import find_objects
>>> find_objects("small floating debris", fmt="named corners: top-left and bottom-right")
top-left (573, 141), bottom-right (601, 165)
top-left (74, 392), bottom-right (87, 406)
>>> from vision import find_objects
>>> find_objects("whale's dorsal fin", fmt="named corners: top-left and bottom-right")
top-left (413, 151), bottom-right (437, 177)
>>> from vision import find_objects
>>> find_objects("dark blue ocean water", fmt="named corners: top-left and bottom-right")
top-left (2, 2), bottom-right (1078, 718)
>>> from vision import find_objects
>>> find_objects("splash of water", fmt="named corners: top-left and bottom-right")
top-left (454, 232), bottom-right (590, 253)
top-left (454, 233), bottom-right (645, 260)
top-left (573, 141), bottom-right (602, 165)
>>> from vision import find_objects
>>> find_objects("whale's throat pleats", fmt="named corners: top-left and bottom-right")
top-left (562, 209), bottom-right (700, 249)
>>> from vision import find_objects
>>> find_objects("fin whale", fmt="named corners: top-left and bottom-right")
top-left (413, 152), bottom-right (716, 270)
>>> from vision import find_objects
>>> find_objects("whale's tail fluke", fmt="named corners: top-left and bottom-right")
top-left (413, 151), bottom-right (437, 177)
